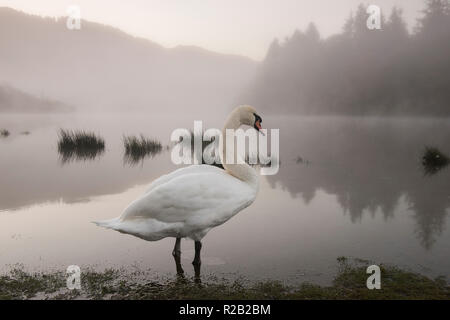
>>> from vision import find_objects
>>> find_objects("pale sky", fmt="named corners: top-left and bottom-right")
top-left (0, 0), bottom-right (425, 60)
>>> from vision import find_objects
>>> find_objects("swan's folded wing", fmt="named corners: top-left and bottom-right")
top-left (121, 170), bottom-right (255, 225)
top-left (144, 165), bottom-right (223, 194)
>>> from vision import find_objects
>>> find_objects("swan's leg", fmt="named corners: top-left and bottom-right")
top-left (193, 241), bottom-right (202, 265)
top-left (172, 237), bottom-right (181, 257)
top-left (193, 241), bottom-right (202, 282)
top-left (172, 237), bottom-right (184, 276)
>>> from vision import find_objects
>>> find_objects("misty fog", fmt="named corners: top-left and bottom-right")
top-left (0, 7), bottom-right (256, 114)
top-left (0, 1), bottom-right (449, 291)
top-left (244, 1), bottom-right (450, 115)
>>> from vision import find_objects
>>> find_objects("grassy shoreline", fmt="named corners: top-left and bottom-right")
top-left (0, 258), bottom-right (448, 300)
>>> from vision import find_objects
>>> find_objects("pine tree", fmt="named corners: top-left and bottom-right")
top-left (386, 7), bottom-right (409, 39)
top-left (305, 22), bottom-right (320, 42)
top-left (416, 0), bottom-right (450, 35)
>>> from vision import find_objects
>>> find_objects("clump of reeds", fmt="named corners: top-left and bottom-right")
top-left (296, 156), bottom-right (310, 165)
top-left (57, 129), bottom-right (105, 163)
top-left (422, 146), bottom-right (450, 175)
top-left (123, 134), bottom-right (163, 165)
top-left (0, 129), bottom-right (10, 137)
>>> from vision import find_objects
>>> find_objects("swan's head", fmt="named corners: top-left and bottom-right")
top-left (234, 105), bottom-right (263, 133)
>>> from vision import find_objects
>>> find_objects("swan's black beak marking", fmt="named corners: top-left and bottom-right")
top-left (253, 113), bottom-right (264, 135)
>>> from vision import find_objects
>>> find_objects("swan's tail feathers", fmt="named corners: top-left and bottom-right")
top-left (92, 217), bottom-right (121, 230)
top-left (93, 217), bottom-right (183, 242)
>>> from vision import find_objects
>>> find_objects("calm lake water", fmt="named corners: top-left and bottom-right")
top-left (0, 113), bottom-right (449, 285)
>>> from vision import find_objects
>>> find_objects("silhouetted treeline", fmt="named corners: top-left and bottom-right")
top-left (245, 1), bottom-right (450, 116)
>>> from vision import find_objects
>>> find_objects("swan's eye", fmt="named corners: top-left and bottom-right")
top-left (253, 113), bottom-right (262, 123)
top-left (253, 113), bottom-right (262, 131)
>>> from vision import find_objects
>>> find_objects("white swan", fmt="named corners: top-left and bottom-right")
top-left (94, 105), bottom-right (263, 274)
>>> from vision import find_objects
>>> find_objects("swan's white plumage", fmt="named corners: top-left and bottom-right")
top-left (95, 105), bottom-right (261, 243)
top-left (94, 165), bottom-right (257, 241)
top-left (144, 164), bottom-right (222, 195)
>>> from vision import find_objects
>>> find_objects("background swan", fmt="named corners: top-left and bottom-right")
top-left (94, 105), bottom-right (263, 275)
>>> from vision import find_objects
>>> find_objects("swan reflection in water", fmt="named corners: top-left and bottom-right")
top-left (95, 106), bottom-right (264, 281)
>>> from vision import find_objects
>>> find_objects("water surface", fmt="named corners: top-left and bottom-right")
top-left (0, 114), bottom-right (449, 285)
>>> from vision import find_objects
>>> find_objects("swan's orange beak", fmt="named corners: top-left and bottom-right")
top-left (255, 120), bottom-right (262, 131)
top-left (254, 120), bottom-right (265, 136)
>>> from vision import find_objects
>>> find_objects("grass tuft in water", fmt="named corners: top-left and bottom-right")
top-left (57, 129), bottom-right (105, 163)
top-left (422, 146), bottom-right (450, 175)
top-left (123, 134), bottom-right (163, 165)
top-left (296, 156), bottom-right (310, 165)
top-left (0, 129), bottom-right (10, 137)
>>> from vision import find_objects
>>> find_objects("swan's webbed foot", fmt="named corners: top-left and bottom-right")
top-left (175, 262), bottom-right (184, 277)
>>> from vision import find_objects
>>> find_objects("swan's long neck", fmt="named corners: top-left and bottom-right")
top-left (221, 110), bottom-right (259, 190)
